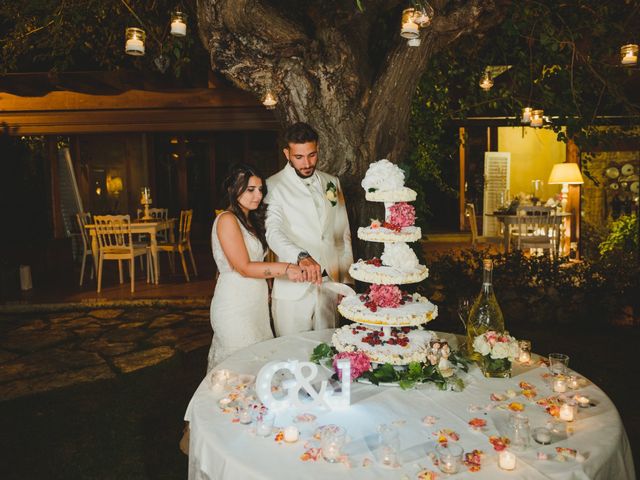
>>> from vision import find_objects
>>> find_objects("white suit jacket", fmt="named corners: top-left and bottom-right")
top-left (265, 163), bottom-right (353, 300)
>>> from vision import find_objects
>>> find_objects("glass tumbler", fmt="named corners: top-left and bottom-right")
top-left (435, 443), bottom-right (463, 474)
top-left (507, 413), bottom-right (531, 451)
top-left (548, 353), bottom-right (570, 375)
top-left (320, 425), bottom-right (346, 463)
top-left (377, 424), bottom-right (400, 467)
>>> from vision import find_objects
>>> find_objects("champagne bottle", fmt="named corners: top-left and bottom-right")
top-left (466, 259), bottom-right (505, 361)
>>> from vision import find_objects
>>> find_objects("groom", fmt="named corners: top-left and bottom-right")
top-left (265, 122), bottom-right (353, 336)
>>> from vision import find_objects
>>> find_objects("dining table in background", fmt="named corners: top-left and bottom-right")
top-left (487, 212), bottom-right (570, 255)
top-left (85, 218), bottom-right (176, 285)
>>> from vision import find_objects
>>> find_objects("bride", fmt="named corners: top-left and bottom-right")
top-left (207, 163), bottom-right (304, 371)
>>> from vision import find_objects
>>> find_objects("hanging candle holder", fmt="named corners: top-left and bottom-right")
top-left (521, 107), bottom-right (532, 124)
top-left (479, 71), bottom-right (493, 91)
top-left (125, 27), bottom-right (146, 56)
top-left (620, 44), bottom-right (638, 66)
top-left (262, 91), bottom-right (277, 110)
top-left (412, 2), bottom-right (434, 27)
top-left (170, 11), bottom-right (187, 37)
top-left (530, 109), bottom-right (544, 128)
top-left (400, 8), bottom-right (419, 39)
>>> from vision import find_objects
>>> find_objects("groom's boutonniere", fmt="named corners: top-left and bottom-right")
top-left (325, 181), bottom-right (338, 206)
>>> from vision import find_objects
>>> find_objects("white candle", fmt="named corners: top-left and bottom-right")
top-left (498, 450), bottom-right (516, 470)
top-left (535, 429), bottom-right (551, 444)
top-left (283, 425), bottom-right (299, 443)
top-left (518, 351), bottom-right (531, 363)
top-left (553, 377), bottom-right (567, 393)
top-left (559, 404), bottom-right (575, 421)
top-left (521, 108), bottom-right (532, 124)
top-left (622, 51), bottom-right (638, 65)
top-left (576, 395), bottom-right (590, 408)
top-left (324, 443), bottom-right (340, 461)
top-left (125, 38), bottom-right (144, 55)
top-left (238, 409), bottom-right (252, 424)
top-left (530, 116), bottom-right (543, 127)
top-left (401, 21), bottom-right (419, 38)
top-left (170, 20), bottom-right (187, 36)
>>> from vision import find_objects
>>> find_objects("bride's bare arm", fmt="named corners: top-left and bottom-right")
top-left (217, 213), bottom-right (303, 280)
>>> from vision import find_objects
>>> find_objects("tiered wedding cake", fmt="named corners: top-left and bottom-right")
top-left (333, 160), bottom-right (439, 367)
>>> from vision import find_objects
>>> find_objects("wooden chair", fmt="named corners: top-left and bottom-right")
top-left (76, 212), bottom-right (94, 286)
top-left (514, 206), bottom-right (558, 256)
top-left (157, 209), bottom-right (198, 282)
top-left (465, 203), bottom-right (502, 248)
top-left (94, 215), bottom-right (153, 293)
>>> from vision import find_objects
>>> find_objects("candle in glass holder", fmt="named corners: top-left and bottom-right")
top-left (498, 450), bottom-right (516, 470)
top-left (567, 375), bottom-right (580, 389)
top-left (518, 340), bottom-right (532, 363)
top-left (553, 377), bottom-right (567, 393)
top-left (576, 395), bottom-right (590, 408)
top-left (283, 425), bottom-right (299, 443)
top-left (238, 407), bottom-right (252, 425)
top-left (534, 427), bottom-right (552, 445)
top-left (559, 403), bottom-right (575, 422)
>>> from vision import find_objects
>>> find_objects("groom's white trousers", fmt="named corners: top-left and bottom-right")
top-left (272, 281), bottom-right (338, 336)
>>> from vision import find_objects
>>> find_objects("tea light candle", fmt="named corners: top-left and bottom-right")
top-left (323, 442), bottom-right (340, 461)
top-left (256, 420), bottom-right (272, 436)
top-left (559, 403), bottom-right (575, 421)
top-left (534, 428), bottom-right (552, 444)
top-left (567, 375), bottom-right (580, 389)
top-left (553, 377), bottom-right (568, 393)
top-left (238, 409), bottom-right (252, 424)
top-left (440, 460), bottom-right (458, 474)
top-left (283, 425), bottom-right (299, 443)
top-left (170, 20), bottom-right (186, 36)
top-left (126, 38), bottom-right (144, 55)
top-left (576, 395), bottom-right (590, 408)
top-left (498, 450), bottom-right (516, 470)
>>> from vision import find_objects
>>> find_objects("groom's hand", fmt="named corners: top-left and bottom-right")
top-left (298, 257), bottom-right (322, 285)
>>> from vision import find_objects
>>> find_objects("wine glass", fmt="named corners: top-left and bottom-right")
top-left (457, 297), bottom-right (471, 332)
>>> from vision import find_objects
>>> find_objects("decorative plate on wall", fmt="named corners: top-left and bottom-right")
top-left (605, 166), bottom-right (620, 179)
top-left (621, 163), bottom-right (635, 176)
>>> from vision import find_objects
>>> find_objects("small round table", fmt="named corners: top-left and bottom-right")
top-left (185, 330), bottom-right (635, 479)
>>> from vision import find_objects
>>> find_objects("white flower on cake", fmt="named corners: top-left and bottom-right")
top-left (381, 243), bottom-right (419, 271)
top-left (361, 159), bottom-right (405, 192)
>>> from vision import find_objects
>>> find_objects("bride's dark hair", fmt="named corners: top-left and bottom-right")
top-left (222, 163), bottom-right (268, 250)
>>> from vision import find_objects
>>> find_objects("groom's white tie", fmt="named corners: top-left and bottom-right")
top-left (305, 177), bottom-right (326, 224)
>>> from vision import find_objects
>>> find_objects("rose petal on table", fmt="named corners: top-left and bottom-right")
top-left (519, 381), bottom-right (536, 390)
top-left (489, 436), bottom-right (511, 451)
top-left (417, 470), bottom-right (438, 480)
top-left (300, 447), bottom-right (321, 462)
top-left (274, 430), bottom-right (284, 443)
top-left (522, 389), bottom-right (537, 399)
top-left (422, 415), bottom-right (438, 426)
top-left (362, 458), bottom-right (373, 467)
top-left (491, 393), bottom-right (506, 402)
top-left (537, 452), bottom-right (549, 460)
top-left (468, 418), bottom-right (487, 429)
top-left (508, 402), bottom-right (525, 412)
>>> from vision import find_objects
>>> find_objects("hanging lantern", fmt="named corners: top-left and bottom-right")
top-left (521, 107), bottom-right (532, 124)
top-left (620, 44), bottom-right (638, 66)
top-left (262, 91), bottom-right (277, 110)
top-left (479, 71), bottom-right (493, 91)
top-left (530, 109), bottom-right (544, 127)
top-left (407, 38), bottom-right (421, 47)
top-left (125, 27), bottom-right (146, 56)
top-left (170, 11), bottom-right (187, 37)
top-left (400, 8), bottom-right (419, 39)
top-left (412, 2), bottom-right (434, 27)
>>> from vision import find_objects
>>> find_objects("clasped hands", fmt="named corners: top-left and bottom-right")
top-left (286, 256), bottom-right (323, 284)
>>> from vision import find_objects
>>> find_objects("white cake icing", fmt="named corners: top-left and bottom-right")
top-left (338, 293), bottom-right (438, 327)
top-left (349, 260), bottom-right (428, 285)
top-left (361, 159), bottom-right (405, 192)
top-left (381, 243), bottom-right (419, 270)
top-left (358, 225), bottom-right (422, 243)
top-left (332, 325), bottom-right (435, 365)
top-left (365, 187), bottom-right (417, 202)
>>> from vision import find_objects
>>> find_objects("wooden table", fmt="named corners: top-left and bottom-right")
top-left (85, 219), bottom-right (176, 285)
top-left (486, 212), bottom-right (570, 255)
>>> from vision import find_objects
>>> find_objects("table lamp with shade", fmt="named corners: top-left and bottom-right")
top-left (548, 162), bottom-right (584, 210)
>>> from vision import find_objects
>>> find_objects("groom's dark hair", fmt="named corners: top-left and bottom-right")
top-left (284, 122), bottom-right (318, 146)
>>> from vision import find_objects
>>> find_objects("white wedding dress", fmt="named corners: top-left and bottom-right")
top-left (206, 212), bottom-right (274, 372)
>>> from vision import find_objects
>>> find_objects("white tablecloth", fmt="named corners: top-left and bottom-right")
top-left (184, 330), bottom-right (636, 480)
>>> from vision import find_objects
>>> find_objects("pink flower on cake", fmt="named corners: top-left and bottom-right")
top-left (388, 202), bottom-right (416, 227)
top-left (333, 351), bottom-right (372, 380)
top-left (368, 284), bottom-right (402, 308)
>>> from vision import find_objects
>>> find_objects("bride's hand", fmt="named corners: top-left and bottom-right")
top-left (286, 264), bottom-right (304, 282)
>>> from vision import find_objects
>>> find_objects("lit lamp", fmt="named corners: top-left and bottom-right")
top-left (479, 71), bottom-right (493, 91)
top-left (106, 176), bottom-right (124, 197)
top-left (125, 27), bottom-right (146, 56)
top-left (530, 109), bottom-right (544, 127)
top-left (620, 44), bottom-right (638, 66)
top-left (400, 8), bottom-right (420, 39)
top-left (548, 162), bottom-right (584, 210)
top-left (262, 90), bottom-right (277, 110)
top-left (170, 11), bottom-right (187, 37)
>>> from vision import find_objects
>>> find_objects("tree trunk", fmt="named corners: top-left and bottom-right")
top-left (196, 0), bottom-right (504, 254)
